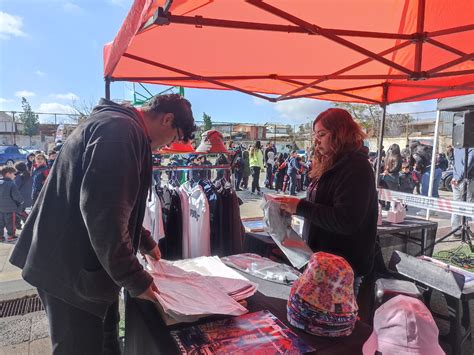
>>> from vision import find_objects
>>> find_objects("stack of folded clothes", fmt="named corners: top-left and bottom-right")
top-left (287, 252), bottom-right (358, 337)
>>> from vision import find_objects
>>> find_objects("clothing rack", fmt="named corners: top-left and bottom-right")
top-left (153, 164), bottom-right (232, 171)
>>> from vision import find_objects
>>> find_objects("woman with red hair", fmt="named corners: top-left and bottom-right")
top-left (279, 108), bottom-right (378, 291)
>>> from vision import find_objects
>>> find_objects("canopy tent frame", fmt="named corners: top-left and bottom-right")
top-left (104, 0), bottom-right (474, 214)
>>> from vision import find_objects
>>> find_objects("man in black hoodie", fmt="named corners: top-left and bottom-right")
top-left (10, 94), bottom-right (196, 354)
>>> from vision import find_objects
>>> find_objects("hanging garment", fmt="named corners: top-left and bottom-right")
top-left (159, 186), bottom-right (183, 260)
top-left (216, 180), bottom-right (244, 256)
top-left (179, 182), bottom-right (211, 258)
top-left (142, 190), bottom-right (165, 243)
top-left (199, 180), bottom-right (224, 255)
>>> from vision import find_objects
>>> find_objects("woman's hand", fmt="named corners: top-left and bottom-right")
top-left (274, 196), bottom-right (300, 215)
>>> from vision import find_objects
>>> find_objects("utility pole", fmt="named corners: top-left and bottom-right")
top-left (12, 112), bottom-right (16, 145)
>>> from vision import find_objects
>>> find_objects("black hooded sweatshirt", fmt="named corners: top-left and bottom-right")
top-left (296, 147), bottom-right (378, 276)
top-left (10, 99), bottom-right (156, 319)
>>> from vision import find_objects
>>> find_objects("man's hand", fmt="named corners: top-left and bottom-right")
top-left (146, 245), bottom-right (161, 261)
top-left (141, 245), bottom-right (161, 261)
top-left (451, 178), bottom-right (458, 186)
top-left (136, 281), bottom-right (159, 302)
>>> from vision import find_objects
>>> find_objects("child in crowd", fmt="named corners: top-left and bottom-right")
top-left (31, 154), bottom-right (49, 204)
top-left (0, 166), bottom-right (24, 242)
top-left (26, 153), bottom-right (36, 173)
top-left (274, 154), bottom-right (287, 194)
top-left (399, 162), bottom-right (415, 194)
top-left (14, 162), bottom-right (33, 230)
top-left (240, 150), bottom-right (251, 189)
top-left (48, 150), bottom-right (57, 168)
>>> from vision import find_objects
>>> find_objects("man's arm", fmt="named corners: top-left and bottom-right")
top-left (80, 140), bottom-right (152, 297)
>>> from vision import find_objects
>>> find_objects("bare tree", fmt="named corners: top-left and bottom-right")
top-left (70, 98), bottom-right (97, 123)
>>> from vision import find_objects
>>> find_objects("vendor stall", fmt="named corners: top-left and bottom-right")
top-left (103, 1), bottom-right (474, 353)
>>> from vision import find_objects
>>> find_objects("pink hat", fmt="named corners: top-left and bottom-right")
top-left (196, 130), bottom-right (229, 154)
top-left (290, 252), bottom-right (358, 313)
top-left (363, 295), bottom-right (445, 355)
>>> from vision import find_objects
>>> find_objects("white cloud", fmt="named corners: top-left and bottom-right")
top-left (63, 2), bottom-right (84, 14)
top-left (15, 90), bottom-right (36, 98)
top-left (107, 0), bottom-right (133, 8)
top-left (38, 102), bottom-right (75, 114)
top-left (0, 12), bottom-right (26, 40)
top-left (54, 92), bottom-right (80, 101)
top-left (35, 70), bottom-right (46, 77)
top-left (273, 98), bottom-right (333, 124)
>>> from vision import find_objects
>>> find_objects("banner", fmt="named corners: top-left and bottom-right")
top-left (378, 189), bottom-right (474, 218)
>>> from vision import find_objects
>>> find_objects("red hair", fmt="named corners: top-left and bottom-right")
top-left (310, 108), bottom-right (366, 179)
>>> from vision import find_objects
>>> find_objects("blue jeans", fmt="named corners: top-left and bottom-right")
top-left (289, 171), bottom-right (297, 195)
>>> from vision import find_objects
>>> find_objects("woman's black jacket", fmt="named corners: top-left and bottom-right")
top-left (296, 148), bottom-right (378, 277)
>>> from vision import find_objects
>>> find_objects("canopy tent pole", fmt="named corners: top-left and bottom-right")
top-left (105, 77), bottom-right (111, 100)
top-left (375, 85), bottom-right (388, 187)
top-left (425, 109), bottom-right (441, 219)
top-left (375, 105), bottom-right (387, 187)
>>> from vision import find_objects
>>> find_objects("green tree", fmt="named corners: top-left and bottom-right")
top-left (203, 112), bottom-right (212, 131)
top-left (19, 97), bottom-right (39, 143)
top-left (334, 102), bottom-right (412, 138)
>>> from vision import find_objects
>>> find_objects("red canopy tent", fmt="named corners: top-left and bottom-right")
top-left (103, 0), bottom-right (474, 188)
top-left (104, 0), bottom-right (474, 105)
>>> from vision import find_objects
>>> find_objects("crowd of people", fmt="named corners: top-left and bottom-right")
top-left (376, 142), bottom-right (452, 198)
top-left (0, 148), bottom-right (60, 242)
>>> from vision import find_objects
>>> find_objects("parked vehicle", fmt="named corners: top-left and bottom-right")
top-left (0, 145), bottom-right (28, 166)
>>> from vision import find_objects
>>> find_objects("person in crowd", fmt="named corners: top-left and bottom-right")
top-left (188, 154), bottom-right (202, 184)
top-left (401, 144), bottom-right (411, 162)
top-left (241, 150), bottom-right (251, 190)
top-left (14, 162), bottom-right (33, 230)
top-left (450, 147), bottom-right (473, 237)
top-left (0, 166), bottom-right (24, 242)
top-left (399, 162), bottom-right (415, 194)
top-left (26, 153), bottom-right (36, 173)
top-left (379, 144), bottom-right (403, 191)
top-left (48, 150), bottom-right (57, 168)
top-left (10, 94), bottom-right (196, 354)
top-left (249, 141), bottom-right (264, 195)
top-left (278, 108), bottom-right (378, 295)
top-left (304, 156), bottom-right (312, 189)
top-left (274, 154), bottom-right (287, 194)
top-left (287, 150), bottom-right (300, 196)
top-left (53, 140), bottom-right (63, 153)
top-left (295, 156), bottom-right (304, 193)
top-left (420, 161), bottom-right (442, 198)
top-left (152, 153), bottom-right (162, 186)
top-left (31, 154), bottom-right (50, 204)
top-left (233, 150), bottom-right (243, 191)
top-left (437, 152), bottom-right (449, 171)
top-left (215, 153), bottom-right (230, 181)
top-left (446, 145), bottom-right (454, 167)
top-left (265, 149), bottom-right (275, 189)
top-left (412, 164), bottom-right (422, 194)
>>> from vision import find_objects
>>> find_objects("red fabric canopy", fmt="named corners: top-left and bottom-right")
top-left (104, 0), bottom-right (474, 104)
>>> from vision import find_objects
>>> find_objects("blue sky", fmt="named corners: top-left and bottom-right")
top-left (0, 0), bottom-right (437, 125)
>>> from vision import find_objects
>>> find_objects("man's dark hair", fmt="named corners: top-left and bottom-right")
top-left (142, 94), bottom-right (196, 141)
top-left (1, 166), bottom-right (16, 177)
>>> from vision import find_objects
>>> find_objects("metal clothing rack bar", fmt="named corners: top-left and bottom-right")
top-left (153, 164), bottom-right (232, 171)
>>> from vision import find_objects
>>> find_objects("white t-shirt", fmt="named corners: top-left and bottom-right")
top-left (143, 190), bottom-right (165, 242)
top-left (179, 182), bottom-right (211, 258)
